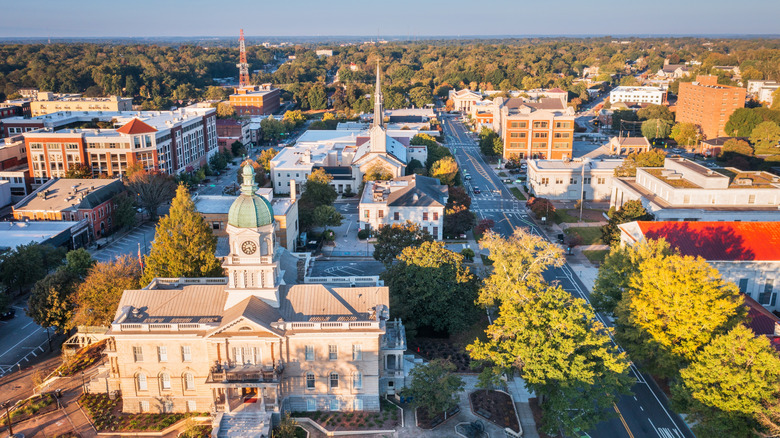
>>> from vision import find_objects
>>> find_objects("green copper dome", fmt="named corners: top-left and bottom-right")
top-left (228, 164), bottom-right (274, 228)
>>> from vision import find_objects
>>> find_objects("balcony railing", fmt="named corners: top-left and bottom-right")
top-left (208, 363), bottom-right (283, 384)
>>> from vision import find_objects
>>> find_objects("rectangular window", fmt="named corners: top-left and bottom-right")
top-left (307, 373), bottom-right (316, 389)
top-left (182, 346), bottom-right (192, 362)
top-left (307, 399), bottom-right (316, 412)
top-left (140, 401), bottom-right (150, 412)
top-left (423, 212), bottom-right (429, 221)
top-left (541, 178), bottom-right (549, 185)
top-left (329, 345), bottom-right (338, 360)
top-left (555, 179), bottom-right (563, 185)
top-left (584, 177), bottom-right (591, 184)
top-left (161, 373), bottom-right (171, 390)
top-left (163, 401), bottom-right (173, 413)
top-left (133, 346), bottom-right (144, 362)
top-left (354, 399), bottom-right (364, 411)
top-left (394, 212), bottom-right (399, 221)
top-left (352, 372), bottom-right (363, 390)
top-left (570, 178), bottom-right (577, 185)
top-left (330, 373), bottom-right (339, 388)
top-left (760, 280), bottom-right (774, 305)
top-left (597, 178), bottom-right (605, 185)
top-left (533, 132), bottom-right (548, 138)
top-left (305, 345), bottom-right (314, 361)
top-left (433, 226), bottom-right (439, 236)
top-left (378, 210), bottom-right (384, 218)
top-left (187, 400), bottom-right (196, 412)
top-left (185, 373), bottom-right (195, 390)
top-left (363, 210), bottom-right (369, 219)
top-left (533, 121), bottom-right (549, 129)
top-left (748, 194), bottom-right (756, 204)
top-left (353, 344), bottom-right (363, 361)
top-left (433, 212), bottom-right (439, 221)
top-left (158, 346), bottom-right (167, 362)
top-left (738, 279), bottom-right (749, 294)
top-left (329, 399), bottom-right (340, 411)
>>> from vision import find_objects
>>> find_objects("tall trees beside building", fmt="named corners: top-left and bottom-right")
top-left (298, 168), bottom-right (340, 232)
top-left (670, 122), bottom-right (701, 147)
top-left (126, 163), bottom-right (177, 220)
top-left (72, 255), bottom-right (142, 327)
top-left (383, 241), bottom-right (480, 336)
top-left (601, 200), bottom-right (654, 246)
top-left (613, 149), bottom-right (666, 177)
top-left (372, 221), bottom-right (433, 266)
top-left (468, 230), bottom-right (632, 436)
top-left (141, 185), bottom-right (223, 285)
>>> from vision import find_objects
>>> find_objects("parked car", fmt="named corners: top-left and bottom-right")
top-left (508, 168), bottom-right (520, 174)
top-left (502, 179), bottom-right (513, 184)
top-left (473, 186), bottom-right (481, 194)
top-left (464, 173), bottom-right (472, 180)
top-left (0, 308), bottom-right (15, 321)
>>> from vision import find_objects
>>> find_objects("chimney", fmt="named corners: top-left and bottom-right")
top-left (290, 180), bottom-right (296, 202)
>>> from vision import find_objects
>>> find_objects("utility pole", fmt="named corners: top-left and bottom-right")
top-left (2, 401), bottom-right (13, 437)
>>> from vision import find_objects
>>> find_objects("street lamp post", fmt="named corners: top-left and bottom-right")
top-left (2, 401), bottom-right (13, 437)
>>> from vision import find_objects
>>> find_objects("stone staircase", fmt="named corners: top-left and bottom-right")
top-left (216, 411), bottom-right (272, 438)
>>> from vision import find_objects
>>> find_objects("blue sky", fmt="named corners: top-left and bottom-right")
top-left (1, 0), bottom-right (778, 37)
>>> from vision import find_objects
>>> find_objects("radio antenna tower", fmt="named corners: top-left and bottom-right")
top-left (237, 29), bottom-right (250, 88)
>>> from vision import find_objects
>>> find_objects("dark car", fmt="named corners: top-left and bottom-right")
top-left (0, 308), bottom-right (15, 321)
top-left (473, 186), bottom-right (481, 194)
top-left (509, 168), bottom-right (520, 174)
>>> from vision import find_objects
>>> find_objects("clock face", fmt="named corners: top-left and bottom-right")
top-left (241, 241), bottom-right (257, 255)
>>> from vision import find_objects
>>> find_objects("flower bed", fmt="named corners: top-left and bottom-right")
top-left (79, 393), bottom-right (206, 432)
top-left (292, 398), bottom-right (400, 431)
top-left (58, 340), bottom-right (107, 376)
top-left (1, 393), bottom-right (58, 430)
top-left (470, 390), bottom-right (520, 434)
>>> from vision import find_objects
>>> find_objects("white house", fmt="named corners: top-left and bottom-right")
top-left (527, 158), bottom-right (624, 201)
top-left (448, 89), bottom-right (483, 112)
top-left (359, 175), bottom-right (448, 240)
top-left (619, 221), bottom-right (780, 311)
top-left (609, 86), bottom-right (667, 105)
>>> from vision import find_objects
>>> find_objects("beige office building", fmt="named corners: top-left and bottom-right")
top-left (92, 165), bottom-right (406, 435)
top-left (30, 92), bottom-right (132, 117)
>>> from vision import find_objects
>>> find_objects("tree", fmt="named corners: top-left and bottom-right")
top-left (478, 127), bottom-right (500, 157)
top-left (492, 136), bottom-right (504, 156)
top-left (447, 186), bottom-right (471, 209)
top-left (363, 164), bottom-right (393, 182)
top-left (431, 156), bottom-right (458, 186)
top-left (256, 148), bottom-right (277, 175)
top-left (372, 221), bottom-right (433, 265)
top-left (204, 86), bottom-right (229, 101)
top-left (406, 158), bottom-right (425, 175)
top-left (113, 193), bottom-right (137, 230)
top-left (601, 200), bottom-right (653, 246)
top-left (750, 121), bottom-right (780, 154)
top-left (637, 104), bottom-right (674, 122)
top-left (611, 109), bottom-right (639, 131)
top-left (127, 168), bottom-right (176, 220)
top-left (260, 117), bottom-right (287, 143)
top-left (469, 231), bottom-right (631, 436)
top-left (299, 169), bottom-right (338, 231)
top-left (0, 243), bottom-right (49, 295)
top-left (526, 197), bottom-right (555, 222)
top-left (231, 140), bottom-right (246, 157)
top-left (216, 102), bottom-right (236, 118)
top-left (444, 204), bottom-right (474, 237)
top-left (27, 269), bottom-right (78, 334)
top-left (273, 415), bottom-right (300, 438)
top-left (474, 218), bottom-right (495, 237)
top-left (591, 239), bottom-right (674, 315)
top-left (615, 253), bottom-right (746, 378)
top-left (613, 149), bottom-right (666, 177)
top-left (64, 248), bottom-right (94, 279)
top-left (311, 205), bottom-right (343, 229)
top-left (64, 163), bottom-right (93, 179)
top-left (409, 86), bottom-right (433, 108)
top-left (383, 241), bottom-right (480, 335)
top-left (283, 110), bottom-right (306, 127)
top-left (72, 255), bottom-right (142, 327)
top-left (307, 83), bottom-right (327, 110)
top-left (407, 359), bottom-right (465, 418)
top-left (671, 122), bottom-right (701, 147)
top-left (725, 108), bottom-right (764, 137)
top-left (141, 185), bottom-right (223, 285)
top-left (641, 118), bottom-right (672, 140)
top-left (718, 138), bottom-right (754, 160)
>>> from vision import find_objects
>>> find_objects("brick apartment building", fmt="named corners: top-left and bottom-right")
top-left (676, 75), bottom-right (746, 139)
top-left (15, 107), bottom-right (217, 184)
top-left (229, 85), bottom-right (280, 116)
top-left (13, 177), bottom-right (126, 240)
top-left (500, 98), bottom-right (576, 160)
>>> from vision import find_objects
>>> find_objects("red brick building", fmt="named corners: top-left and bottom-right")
top-left (676, 75), bottom-right (746, 140)
top-left (228, 84), bottom-right (280, 116)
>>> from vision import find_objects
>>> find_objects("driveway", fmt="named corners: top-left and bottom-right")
top-left (90, 222), bottom-right (156, 264)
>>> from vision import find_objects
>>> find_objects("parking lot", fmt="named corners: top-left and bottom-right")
top-left (90, 222), bottom-right (156, 263)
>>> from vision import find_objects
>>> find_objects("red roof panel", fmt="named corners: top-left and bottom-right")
top-left (636, 221), bottom-right (780, 261)
top-left (116, 118), bottom-right (157, 135)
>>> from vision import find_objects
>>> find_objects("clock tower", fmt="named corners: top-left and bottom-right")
top-left (222, 164), bottom-right (281, 309)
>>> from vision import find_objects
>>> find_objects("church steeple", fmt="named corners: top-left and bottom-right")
top-left (373, 62), bottom-right (384, 128)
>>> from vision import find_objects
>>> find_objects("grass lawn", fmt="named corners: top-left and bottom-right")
top-left (509, 187), bottom-right (526, 200)
top-left (564, 227), bottom-right (604, 245)
top-left (553, 209), bottom-right (580, 224)
top-left (583, 249), bottom-right (609, 264)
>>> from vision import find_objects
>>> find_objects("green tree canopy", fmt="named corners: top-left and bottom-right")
top-left (63, 248), bottom-right (95, 279)
top-left (407, 359), bottom-right (465, 417)
top-left (725, 108), bottom-right (764, 137)
top-left (113, 193), bottom-right (137, 230)
top-left (613, 148), bottom-right (666, 177)
top-left (27, 269), bottom-right (78, 333)
top-left (299, 169), bottom-right (338, 231)
top-left (718, 138), bottom-right (754, 159)
top-left (383, 241), bottom-right (480, 335)
top-left (372, 221), bottom-right (433, 265)
top-left (363, 164), bottom-right (394, 182)
top-left (311, 205), bottom-right (344, 229)
top-left (141, 184), bottom-right (223, 285)
top-left (750, 121), bottom-right (780, 154)
top-left (64, 163), bottom-right (93, 179)
top-left (637, 104), bottom-right (674, 122)
top-left (257, 148), bottom-right (278, 174)
top-left (615, 253), bottom-right (746, 378)
top-left (431, 156), bottom-right (459, 186)
top-left (641, 118), bottom-right (672, 140)
top-left (601, 200), bottom-right (653, 246)
top-left (671, 122), bottom-right (701, 147)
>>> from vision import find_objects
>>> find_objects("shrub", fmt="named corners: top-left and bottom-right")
top-left (357, 229), bottom-right (370, 240)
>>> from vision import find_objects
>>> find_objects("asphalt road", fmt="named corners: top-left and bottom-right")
top-left (441, 115), bottom-right (694, 438)
top-left (0, 304), bottom-right (53, 377)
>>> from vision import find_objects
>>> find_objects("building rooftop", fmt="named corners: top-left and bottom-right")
top-left (10, 107), bottom-right (214, 131)
top-left (361, 175), bottom-right (448, 207)
top-left (531, 158), bottom-right (624, 171)
top-left (0, 220), bottom-right (84, 251)
top-left (14, 178), bottom-right (124, 212)
top-left (624, 221), bottom-right (780, 262)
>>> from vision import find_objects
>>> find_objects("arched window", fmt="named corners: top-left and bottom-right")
top-left (306, 372), bottom-right (315, 389)
top-left (329, 372), bottom-right (339, 389)
top-left (160, 372), bottom-right (171, 390)
top-left (136, 373), bottom-right (147, 391)
top-left (184, 372), bottom-right (195, 391)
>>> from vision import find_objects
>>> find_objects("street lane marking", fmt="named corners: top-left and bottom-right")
top-left (613, 403), bottom-right (635, 438)
top-left (0, 325), bottom-right (43, 360)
